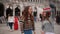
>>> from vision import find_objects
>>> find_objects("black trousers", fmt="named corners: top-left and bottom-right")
top-left (9, 22), bottom-right (13, 29)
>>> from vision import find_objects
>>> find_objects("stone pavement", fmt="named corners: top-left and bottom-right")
top-left (0, 24), bottom-right (21, 34)
top-left (0, 21), bottom-right (60, 34)
top-left (0, 21), bottom-right (42, 34)
top-left (54, 23), bottom-right (60, 34)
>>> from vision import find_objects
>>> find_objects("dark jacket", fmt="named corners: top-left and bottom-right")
top-left (15, 7), bottom-right (20, 16)
top-left (6, 7), bottom-right (13, 19)
top-left (33, 11), bottom-right (37, 17)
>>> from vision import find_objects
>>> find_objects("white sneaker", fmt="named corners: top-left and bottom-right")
top-left (10, 30), bottom-right (13, 32)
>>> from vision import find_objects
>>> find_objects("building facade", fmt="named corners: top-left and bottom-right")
top-left (0, 0), bottom-right (58, 17)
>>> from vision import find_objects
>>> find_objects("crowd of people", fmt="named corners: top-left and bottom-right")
top-left (6, 5), bottom-right (55, 34)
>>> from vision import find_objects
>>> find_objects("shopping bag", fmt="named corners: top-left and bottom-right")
top-left (14, 23), bottom-right (18, 30)
top-left (14, 17), bottom-right (18, 30)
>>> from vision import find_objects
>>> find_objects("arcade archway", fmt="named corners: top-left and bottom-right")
top-left (0, 3), bottom-right (4, 17)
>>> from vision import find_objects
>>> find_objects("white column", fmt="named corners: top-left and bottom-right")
top-left (20, 3), bottom-right (24, 16)
top-left (30, 0), bottom-right (31, 2)
top-left (4, 6), bottom-right (6, 17)
top-left (4, 4), bottom-right (6, 17)
top-left (13, 4), bottom-right (15, 16)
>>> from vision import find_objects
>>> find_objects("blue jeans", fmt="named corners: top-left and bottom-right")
top-left (24, 29), bottom-right (32, 34)
top-left (34, 17), bottom-right (36, 22)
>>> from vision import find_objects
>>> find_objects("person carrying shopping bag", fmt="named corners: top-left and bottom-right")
top-left (20, 6), bottom-right (36, 34)
top-left (8, 14), bottom-right (14, 31)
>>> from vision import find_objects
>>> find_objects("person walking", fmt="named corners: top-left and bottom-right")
top-left (20, 6), bottom-right (35, 34)
top-left (41, 16), bottom-right (54, 34)
top-left (8, 14), bottom-right (14, 31)
top-left (39, 14), bottom-right (43, 21)
top-left (33, 7), bottom-right (37, 22)
top-left (33, 11), bottom-right (37, 22)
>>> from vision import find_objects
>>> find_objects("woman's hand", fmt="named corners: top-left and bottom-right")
top-left (41, 30), bottom-right (45, 34)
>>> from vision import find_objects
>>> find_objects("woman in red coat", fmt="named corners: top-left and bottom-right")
top-left (14, 16), bottom-right (18, 30)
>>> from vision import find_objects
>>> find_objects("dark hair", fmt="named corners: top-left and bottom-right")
top-left (22, 6), bottom-right (33, 21)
